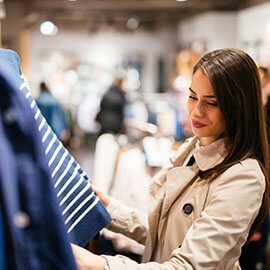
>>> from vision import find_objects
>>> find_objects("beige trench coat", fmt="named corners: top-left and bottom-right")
top-left (105, 137), bottom-right (265, 269)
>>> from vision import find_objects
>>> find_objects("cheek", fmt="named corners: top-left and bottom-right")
top-left (215, 113), bottom-right (223, 121)
top-left (187, 100), bottom-right (193, 114)
top-left (215, 113), bottom-right (226, 130)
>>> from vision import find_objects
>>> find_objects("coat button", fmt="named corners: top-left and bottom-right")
top-left (182, 203), bottom-right (193, 215)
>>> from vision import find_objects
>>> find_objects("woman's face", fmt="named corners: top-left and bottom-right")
top-left (188, 69), bottom-right (226, 146)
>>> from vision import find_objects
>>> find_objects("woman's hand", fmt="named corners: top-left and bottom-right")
top-left (92, 185), bottom-right (110, 207)
top-left (71, 244), bottom-right (106, 270)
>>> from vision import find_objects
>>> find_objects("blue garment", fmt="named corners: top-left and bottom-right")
top-left (0, 206), bottom-right (6, 270)
top-left (0, 48), bottom-right (111, 246)
top-left (175, 109), bottom-right (184, 140)
top-left (0, 68), bottom-right (77, 269)
top-left (36, 91), bottom-right (68, 138)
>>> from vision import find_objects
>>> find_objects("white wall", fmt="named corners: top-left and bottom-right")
top-left (177, 11), bottom-right (238, 51)
top-left (237, 2), bottom-right (270, 65)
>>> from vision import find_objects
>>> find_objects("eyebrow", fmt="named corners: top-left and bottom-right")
top-left (189, 87), bottom-right (216, 98)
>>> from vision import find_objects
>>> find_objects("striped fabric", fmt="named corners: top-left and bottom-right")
top-left (0, 49), bottom-right (111, 246)
top-left (20, 75), bottom-right (111, 246)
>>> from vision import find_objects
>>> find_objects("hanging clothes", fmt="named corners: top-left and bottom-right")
top-left (0, 68), bottom-right (77, 269)
top-left (106, 145), bottom-right (151, 254)
top-left (0, 48), bottom-right (111, 246)
top-left (92, 133), bottom-right (120, 193)
top-left (0, 206), bottom-right (6, 270)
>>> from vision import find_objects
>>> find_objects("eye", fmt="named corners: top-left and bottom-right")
top-left (188, 95), bottom-right (197, 101)
top-left (207, 101), bottom-right (218, 107)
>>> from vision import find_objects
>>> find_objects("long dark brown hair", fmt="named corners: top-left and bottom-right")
top-left (193, 48), bottom-right (269, 237)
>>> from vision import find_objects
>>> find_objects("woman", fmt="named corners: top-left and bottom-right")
top-left (72, 48), bottom-right (269, 269)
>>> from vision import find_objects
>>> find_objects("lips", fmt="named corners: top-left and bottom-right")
top-left (192, 120), bottom-right (207, 128)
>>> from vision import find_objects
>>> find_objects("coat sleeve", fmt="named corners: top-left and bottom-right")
top-left (103, 159), bottom-right (265, 270)
top-left (106, 198), bottom-right (148, 245)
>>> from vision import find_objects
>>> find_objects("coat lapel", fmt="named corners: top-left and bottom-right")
top-left (161, 166), bottom-right (198, 220)
top-left (160, 137), bottom-right (199, 220)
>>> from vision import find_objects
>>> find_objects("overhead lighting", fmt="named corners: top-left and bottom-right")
top-left (126, 16), bottom-right (140, 30)
top-left (40, 21), bottom-right (58, 36)
top-left (176, 0), bottom-right (187, 2)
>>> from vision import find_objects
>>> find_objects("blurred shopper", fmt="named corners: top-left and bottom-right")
top-left (239, 66), bottom-right (270, 270)
top-left (36, 81), bottom-right (70, 144)
top-left (95, 76), bottom-right (127, 135)
top-left (71, 49), bottom-right (269, 269)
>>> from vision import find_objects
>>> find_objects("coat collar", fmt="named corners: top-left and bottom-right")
top-left (170, 136), bottom-right (228, 171)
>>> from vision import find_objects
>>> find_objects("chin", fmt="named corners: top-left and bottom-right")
top-left (192, 130), bottom-right (207, 138)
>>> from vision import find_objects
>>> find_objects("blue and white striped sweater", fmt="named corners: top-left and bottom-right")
top-left (1, 49), bottom-right (111, 246)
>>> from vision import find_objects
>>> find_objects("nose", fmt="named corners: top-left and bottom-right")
top-left (193, 100), bottom-right (205, 117)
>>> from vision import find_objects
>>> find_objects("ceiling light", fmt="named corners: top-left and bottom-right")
top-left (176, 0), bottom-right (187, 2)
top-left (40, 21), bottom-right (58, 36)
top-left (126, 17), bottom-right (140, 30)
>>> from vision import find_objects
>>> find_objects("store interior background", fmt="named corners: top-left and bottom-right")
top-left (1, 0), bottom-right (270, 265)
